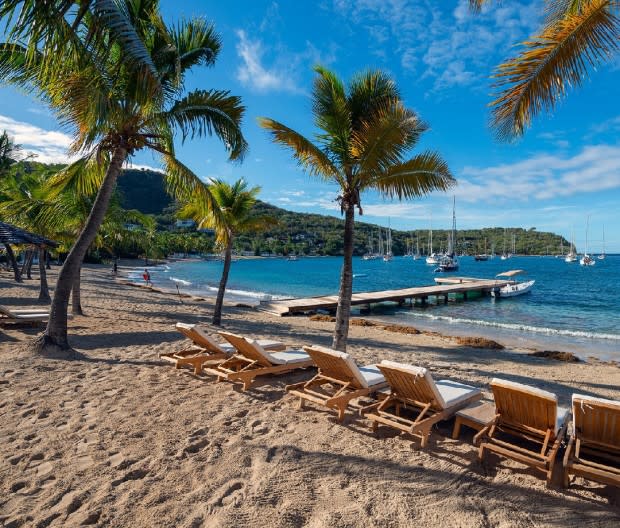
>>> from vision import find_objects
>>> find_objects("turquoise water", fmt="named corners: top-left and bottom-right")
top-left (129, 255), bottom-right (620, 361)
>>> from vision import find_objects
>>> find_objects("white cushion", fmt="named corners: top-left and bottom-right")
top-left (491, 378), bottom-right (558, 402)
top-left (435, 379), bottom-right (482, 408)
top-left (267, 350), bottom-right (310, 365)
top-left (572, 393), bottom-right (620, 408)
top-left (380, 360), bottom-right (447, 408)
top-left (357, 365), bottom-right (386, 388)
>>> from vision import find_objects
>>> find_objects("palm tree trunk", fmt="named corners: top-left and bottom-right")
top-left (71, 266), bottom-right (83, 315)
top-left (33, 146), bottom-right (127, 356)
top-left (46, 251), bottom-right (51, 270)
top-left (212, 240), bottom-right (233, 326)
top-left (332, 205), bottom-right (355, 351)
top-left (4, 243), bottom-right (22, 282)
top-left (38, 246), bottom-right (51, 303)
top-left (25, 250), bottom-right (34, 279)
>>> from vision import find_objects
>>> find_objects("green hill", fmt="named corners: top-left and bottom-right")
top-left (6, 163), bottom-right (571, 256)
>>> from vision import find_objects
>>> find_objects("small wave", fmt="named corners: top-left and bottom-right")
top-left (170, 277), bottom-right (192, 286)
top-left (200, 285), bottom-right (288, 301)
top-left (399, 312), bottom-right (620, 341)
top-left (353, 273), bottom-right (368, 278)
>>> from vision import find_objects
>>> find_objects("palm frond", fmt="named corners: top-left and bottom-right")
top-left (352, 102), bottom-right (428, 177)
top-left (369, 152), bottom-right (455, 200)
top-left (158, 89), bottom-right (247, 160)
top-left (468, 0), bottom-right (490, 13)
top-left (168, 17), bottom-right (221, 75)
top-left (312, 65), bottom-right (351, 159)
top-left (91, 0), bottom-right (161, 93)
top-left (490, 0), bottom-right (619, 140)
top-left (545, 1), bottom-right (589, 23)
top-left (258, 117), bottom-right (342, 184)
top-left (347, 70), bottom-right (400, 129)
top-left (45, 154), bottom-right (106, 197)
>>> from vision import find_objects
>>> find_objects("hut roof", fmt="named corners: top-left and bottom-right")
top-left (0, 221), bottom-right (58, 248)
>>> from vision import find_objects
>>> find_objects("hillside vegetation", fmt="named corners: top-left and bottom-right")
top-left (7, 163), bottom-right (570, 257)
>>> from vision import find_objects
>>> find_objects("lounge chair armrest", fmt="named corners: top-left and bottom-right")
top-left (473, 414), bottom-right (499, 446)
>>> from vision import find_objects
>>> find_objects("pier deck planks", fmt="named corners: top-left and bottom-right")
top-left (259, 278), bottom-right (514, 316)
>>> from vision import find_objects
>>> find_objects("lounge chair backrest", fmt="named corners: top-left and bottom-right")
top-left (302, 345), bottom-right (368, 389)
top-left (491, 378), bottom-right (558, 434)
top-left (0, 305), bottom-right (14, 317)
top-left (572, 394), bottom-right (620, 447)
top-left (378, 360), bottom-right (446, 410)
top-left (176, 323), bottom-right (224, 354)
top-left (219, 331), bottom-right (273, 367)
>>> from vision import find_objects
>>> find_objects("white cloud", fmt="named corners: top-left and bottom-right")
top-left (457, 144), bottom-right (620, 203)
top-left (331, 0), bottom-right (540, 92)
top-left (0, 114), bottom-right (74, 164)
top-left (123, 161), bottom-right (164, 173)
top-left (235, 30), bottom-right (300, 93)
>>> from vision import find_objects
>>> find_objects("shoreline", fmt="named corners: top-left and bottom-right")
top-left (119, 261), bottom-right (620, 364)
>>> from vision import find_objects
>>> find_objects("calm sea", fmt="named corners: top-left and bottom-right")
top-left (128, 255), bottom-right (620, 361)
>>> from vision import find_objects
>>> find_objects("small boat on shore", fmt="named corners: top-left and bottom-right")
top-left (491, 270), bottom-right (535, 298)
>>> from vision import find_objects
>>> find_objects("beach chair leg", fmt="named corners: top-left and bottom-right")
top-left (336, 405), bottom-right (346, 423)
top-left (420, 428), bottom-right (431, 449)
top-left (370, 420), bottom-right (378, 432)
top-left (478, 443), bottom-right (486, 463)
top-left (452, 417), bottom-right (462, 440)
top-left (297, 398), bottom-right (305, 410)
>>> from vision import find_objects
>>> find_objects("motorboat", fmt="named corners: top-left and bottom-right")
top-left (491, 270), bottom-right (535, 298)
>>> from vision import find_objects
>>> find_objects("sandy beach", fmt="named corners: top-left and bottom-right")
top-left (1, 264), bottom-right (619, 527)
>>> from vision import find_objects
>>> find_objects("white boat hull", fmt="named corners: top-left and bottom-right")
top-left (580, 255), bottom-right (595, 266)
top-left (491, 279), bottom-right (535, 298)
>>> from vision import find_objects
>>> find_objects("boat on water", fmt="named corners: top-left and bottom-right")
top-left (491, 270), bottom-right (535, 298)
top-left (425, 213), bottom-right (439, 265)
top-left (362, 233), bottom-right (379, 260)
top-left (598, 226), bottom-right (606, 260)
top-left (413, 235), bottom-right (421, 260)
top-left (435, 197), bottom-right (459, 273)
top-left (500, 228), bottom-right (511, 260)
top-left (565, 228), bottom-right (577, 262)
top-left (286, 254), bottom-right (299, 261)
top-left (475, 237), bottom-right (488, 261)
top-left (580, 215), bottom-right (596, 267)
top-left (383, 221), bottom-right (393, 262)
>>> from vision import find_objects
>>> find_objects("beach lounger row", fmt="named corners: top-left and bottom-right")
top-left (161, 323), bottom-right (619, 490)
top-left (0, 304), bottom-right (49, 324)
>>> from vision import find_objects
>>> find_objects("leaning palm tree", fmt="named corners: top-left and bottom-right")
top-left (260, 67), bottom-right (455, 351)
top-left (181, 179), bottom-right (276, 326)
top-left (0, 1), bottom-right (247, 355)
top-left (469, 0), bottom-right (619, 139)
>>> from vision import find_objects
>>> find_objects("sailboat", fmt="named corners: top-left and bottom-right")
top-left (383, 221), bottom-right (393, 261)
top-left (580, 215), bottom-right (595, 266)
top-left (565, 228), bottom-right (577, 262)
top-left (435, 197), bottom-right (459, 272)
top-left (362, 233), bottom-right (379, 260)
top-left (474, 237), bottom-right (488, 261)
top-left (425, 213), bottom-right (439, 265)
top-left (413, 235), bottom-right (421, 260)
top-left (500, 228), bottom-right (510, 260)
top-left (598, 226), bottom-right (606, 260)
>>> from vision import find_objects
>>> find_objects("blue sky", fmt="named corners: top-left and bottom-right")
top-left (1, 0), bottom-right (619, 252)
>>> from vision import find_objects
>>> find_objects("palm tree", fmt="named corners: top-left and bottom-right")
top-left (260, 67), bottom-right (455, 351)
top-left (182, 179), bottom-right (276, 326)
top-left (0, 2), bottom-right (247, 355)
top-left (469, 0), bottom-right (619, 139)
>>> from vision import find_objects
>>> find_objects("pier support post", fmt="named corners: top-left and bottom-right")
top-left (360, 304), bottom-right (371, 315)
top-left (463, 291), bottom-right (468, 301)
top-left (443, 295), bottom-right (448, 305)
top-left (421, 296), bottom-right (427, 306)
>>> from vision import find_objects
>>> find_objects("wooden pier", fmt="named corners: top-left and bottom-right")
top-left (258, 277), bottom-right (513, 316)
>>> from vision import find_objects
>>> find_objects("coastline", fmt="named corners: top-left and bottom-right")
top-left (121, 259), bottom-right (620, 363)
top-left (2, 265), bottom-right (618, 527)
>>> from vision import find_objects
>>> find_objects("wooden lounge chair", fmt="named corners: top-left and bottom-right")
top-left (563, 393), bottom-right (620, 488)
top-left (476, 378), bottom-right (569, 485)
top-left (360, 360), bottom-right (482, 447)
top-left (0, 304), bottom-right (49, 325)
top-left (202, 331), bottom-right (314, 390)
top-left (159, 323), bottom-right (285, 375)
top-left (286, 345), bottom-right (388, 422)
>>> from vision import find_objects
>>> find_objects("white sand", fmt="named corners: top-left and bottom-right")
top-left (1, 264), bottom-right (618, 527)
